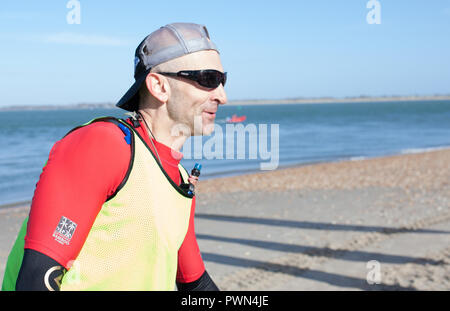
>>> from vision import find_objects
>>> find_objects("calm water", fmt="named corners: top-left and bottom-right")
top-left (0, 100), bottom-right (449, 206)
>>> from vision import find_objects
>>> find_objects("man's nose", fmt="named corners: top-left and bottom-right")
top-left (211, 83), bottom-right (227, 105)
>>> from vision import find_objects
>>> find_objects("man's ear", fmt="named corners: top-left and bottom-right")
top-left (145, 73), bottom-right (170, 103)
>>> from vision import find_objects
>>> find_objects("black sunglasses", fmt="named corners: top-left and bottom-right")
top-left (157, 70), bottom-right (227, 89)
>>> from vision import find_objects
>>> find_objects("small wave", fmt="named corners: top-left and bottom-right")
top-left (215, 118), bottom-right (228, 124)
top-left (349, 156), bottom-right (367, 161)
top-left (400, 146), bottom-right (450, 154)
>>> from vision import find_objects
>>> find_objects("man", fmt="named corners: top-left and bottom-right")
top-left (2, 22), bottom-right (227, 291)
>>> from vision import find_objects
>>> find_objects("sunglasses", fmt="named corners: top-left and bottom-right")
top-left (157, 70), bottom-right (227, 89)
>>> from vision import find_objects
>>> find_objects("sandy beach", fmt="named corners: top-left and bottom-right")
top-left (1, 149), bottom-right (449, 290)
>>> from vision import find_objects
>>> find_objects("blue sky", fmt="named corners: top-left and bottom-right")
top-left (0, 0), bottom-right (449, 107)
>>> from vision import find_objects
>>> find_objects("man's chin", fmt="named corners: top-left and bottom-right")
top-left (199, 117), bottom-right (216, 135)
top-left (202, 124), bottom-right (215, 136)
top-left (191, 115), bottom-right (216, 136)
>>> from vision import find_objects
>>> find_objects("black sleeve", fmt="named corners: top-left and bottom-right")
top-left (16, 249), bottom-right (66, 291)
top-left (176, 270), bottom-right (219, 291)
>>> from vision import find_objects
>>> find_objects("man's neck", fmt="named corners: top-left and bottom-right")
top-left (138, 109), bottom-right (188, 152)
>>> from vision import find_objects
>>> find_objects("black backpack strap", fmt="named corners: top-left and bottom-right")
top-left (62, 116), bottom-right (133, 145)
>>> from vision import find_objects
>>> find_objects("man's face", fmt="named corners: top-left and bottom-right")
top-left (163, 50), bottom-right (227, 136)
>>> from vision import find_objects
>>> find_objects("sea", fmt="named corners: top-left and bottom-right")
top-left (0, 100), bottom-right (449, 206)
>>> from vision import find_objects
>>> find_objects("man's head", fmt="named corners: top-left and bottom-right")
top-left (117, 23), bottom-right (227, 136)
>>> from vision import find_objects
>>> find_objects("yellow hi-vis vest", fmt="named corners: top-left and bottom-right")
top-left (59, 118), bottom-right (193, 290)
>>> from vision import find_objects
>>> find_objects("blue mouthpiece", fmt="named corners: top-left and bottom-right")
top-left (194, 163), bottom-right (202, 171)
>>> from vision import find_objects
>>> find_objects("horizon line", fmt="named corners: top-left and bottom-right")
top-left (1, 94), bottom-right (450, 111)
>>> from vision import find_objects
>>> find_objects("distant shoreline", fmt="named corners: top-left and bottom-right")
top-left (1, 95), bottom-right (450, 111)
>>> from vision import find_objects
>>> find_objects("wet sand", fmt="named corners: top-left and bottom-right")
top-left (1, 149), bottom-right (449, 290)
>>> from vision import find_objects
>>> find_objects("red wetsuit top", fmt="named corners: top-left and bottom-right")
top-left (24, 118), bottom-right (205, 283)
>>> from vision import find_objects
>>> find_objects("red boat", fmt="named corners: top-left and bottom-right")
top-left (226, 114), bottom-right (247, 123)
